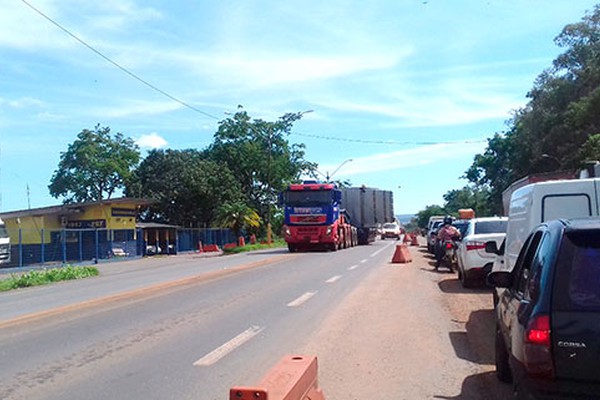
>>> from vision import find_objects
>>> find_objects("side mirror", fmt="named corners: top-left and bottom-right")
top-left (486, 271), bottom-right (513, 288)
top-left (485, 241), bottom-right (498, 254)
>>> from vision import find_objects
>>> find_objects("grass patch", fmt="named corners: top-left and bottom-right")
top-left (0, 265), bottom-right (99, 292)
top-left (223, 239), bottom-right (286, 254)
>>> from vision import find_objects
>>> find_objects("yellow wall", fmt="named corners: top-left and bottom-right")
top-left (4, 201), bottom-right (140, 245)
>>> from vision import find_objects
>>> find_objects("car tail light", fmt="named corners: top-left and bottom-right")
top-left (465, 241), bottom-right (486, 251)
top-left (524, 314), bottom-right (554, 377)
top-left (526, 315), bottom-right (551, 346)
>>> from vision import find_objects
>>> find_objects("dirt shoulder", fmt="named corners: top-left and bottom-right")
top-left (301, 239), bottom-right (512, 399)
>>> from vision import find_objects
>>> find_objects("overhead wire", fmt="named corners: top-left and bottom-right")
top-left (19, 0), bottom-right (220, 120)
top-left (291, 131), bottom-right (487, 146)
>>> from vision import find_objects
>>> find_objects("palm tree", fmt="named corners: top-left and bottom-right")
top-left (214, 201), bottom-right (261, 238)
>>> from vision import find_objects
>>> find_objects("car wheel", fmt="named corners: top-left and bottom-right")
top-left (461, 269), bottom-right (474, 288)
top-left (495, 325), bottom-right (512, 383)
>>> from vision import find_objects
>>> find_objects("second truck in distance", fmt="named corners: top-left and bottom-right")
top-left (279, 181), bottom-right (394, 252)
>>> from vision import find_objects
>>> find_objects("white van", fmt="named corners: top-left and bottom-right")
top-left (490, 178), bottom-right (600, 276)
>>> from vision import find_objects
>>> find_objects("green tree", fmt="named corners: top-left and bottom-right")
top-left (415, 205), bottom-right (447, 230)
top-left (443, 185), bottom-right (493, 217)
top-left (213, 201), bottom-right (261, 238)
top-left (205, 107), bottom-right (316, 231)
top-left (49, 125), bottom-right (140, 203)
top-left (127, 149), bottom-right (242, 226)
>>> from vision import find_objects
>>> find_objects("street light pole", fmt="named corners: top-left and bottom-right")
top-left (326, 158), bottom-right (353, 182)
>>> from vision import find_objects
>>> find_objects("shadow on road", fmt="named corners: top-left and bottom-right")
top-left (433, 371), bottom-right (513, 400)
top-left (438, 278), bottom-right (492, 295)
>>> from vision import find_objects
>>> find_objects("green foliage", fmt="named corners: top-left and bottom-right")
top-left (443, 185), bottom-right (494, 218)
top-left (0, 266), bottom-right (99, 292)
top-left (49, 125), bottom-right (140, 203)
top-left (205, 107), bottom-right (317, 230)
top-left (415, 205), bottom-right (446, 229)
top-left (222, 239), bottom-right (286, 254)
top-left (127, 149), bottom-right (242, 227)
top-left (214, 201), bottom-right (261, 237)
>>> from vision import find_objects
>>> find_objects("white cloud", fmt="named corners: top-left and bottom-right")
top-left (317, 141), bottom-right (487, 178)
top-left (136, 132), bottom-right (167, 149)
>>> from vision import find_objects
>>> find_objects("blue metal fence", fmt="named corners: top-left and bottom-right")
top-left (2, 227), bottom-right (235, 269)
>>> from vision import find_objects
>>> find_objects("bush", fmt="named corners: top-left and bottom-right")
top-left (0, 265), bottom-right (99, 292)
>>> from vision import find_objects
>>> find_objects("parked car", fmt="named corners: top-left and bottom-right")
top-left (381, 222), bottom-right (401, 240)
top-left (487, 218), bottom-right (600, 399)
top-left (456, 216), bottom-right (508, 287)
top-left (427, 219), bottom-right (444, 253)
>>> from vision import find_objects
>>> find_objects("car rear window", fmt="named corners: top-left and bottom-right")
top-left (554, 231), bottom-right (600, 311)
top-left (453, 222), bottom-right (469, 237)
top-left (474, 220), bottom-right (507, 235)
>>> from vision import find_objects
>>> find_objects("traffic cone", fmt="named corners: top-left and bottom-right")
top-left (238, 236), bottom-right (246, 247)
top-left (392, 244), bottom-right (412, 263)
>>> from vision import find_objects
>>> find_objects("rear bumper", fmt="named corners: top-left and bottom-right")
top-left (511, 357), bottom-right (600, 399)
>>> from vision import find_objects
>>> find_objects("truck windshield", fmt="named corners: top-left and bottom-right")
top-left (0, 225), bottom-right (8, 238)
top-left (283, 190), bottom-right (334, 206)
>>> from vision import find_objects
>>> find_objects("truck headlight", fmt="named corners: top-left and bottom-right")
top-left (326, 226), bottom-right (333, 236)
top-left (284, 226), bottom-right (291, 236)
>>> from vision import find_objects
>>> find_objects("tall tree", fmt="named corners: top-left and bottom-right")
top-left (213, 201), bottom-right (261, 237)
top-left (49, 125), bottom-right (140, 203)
top-left (205, 107), bottom-right (316, 229)
top-left (127, 149), bottom-right (242, 227)
top-left (465, 5), bottom-right (600, 210)
top-left (443, 185), bottom-right (493, 217)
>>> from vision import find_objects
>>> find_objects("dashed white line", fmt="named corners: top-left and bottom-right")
top-left (348, 264), bottom-right (359, 270)
top-left (370, 241), bottom-right (396, 257)
top-left (326, 275), bottom-right (342, 283)
top-left (360, 259), bottom-right (368, 264)
top-left (193, 325), bottom-right (264, 367)
top-left (287, 291), bottom-right (317, 307)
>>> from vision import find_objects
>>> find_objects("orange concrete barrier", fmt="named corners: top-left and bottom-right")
top-left (229, 355), bottom-right (325, 400)
top-left (203, 244), bottom-right (221, 252)
top-left (250, 234), bottom-right (257, 244)
top-left (392, 243), bottom-right (412, 263)
top-left (223, 243), bottom-right (237, 250)
top-left (238, 236), bottom-right (246, 247)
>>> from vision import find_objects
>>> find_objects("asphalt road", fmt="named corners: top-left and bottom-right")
top-left (0, 239), bottom-right (512, 399)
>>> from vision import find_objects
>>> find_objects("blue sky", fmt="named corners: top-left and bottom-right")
top-left (1, 1), bottom-right (598, 215)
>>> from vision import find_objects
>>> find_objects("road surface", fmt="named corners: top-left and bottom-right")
top-left (0, 239), bottom-right (512, 399)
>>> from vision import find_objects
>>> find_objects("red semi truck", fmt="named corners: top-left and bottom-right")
top-left (279, 181), bottom-right (394, 252)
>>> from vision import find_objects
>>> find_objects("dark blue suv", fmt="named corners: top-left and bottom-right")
top-left (487, 218), bottom-right (600, 399)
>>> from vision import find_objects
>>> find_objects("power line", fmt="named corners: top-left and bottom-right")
top-left (291, 131), bottom-right (487, 146)
top-left (20, 0), bottom-right (220, 120)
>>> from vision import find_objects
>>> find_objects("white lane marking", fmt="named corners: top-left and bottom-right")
top-left (370, 241), bottom-right (396, 257)
top-left (348, 264), bottom-right (359, 270)
top-left (193, 325), bottom-right (263, 366)
top-left (287, 291), bottom-right (317, 307)
top-left (360, 259), bottom-right (368, 264)
top-left (326, 275), bottom-right (342, 283)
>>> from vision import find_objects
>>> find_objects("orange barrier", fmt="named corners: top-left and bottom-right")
top-left (229, 355), bottom-right (325, 400)
top-left (410, 233), bottom-right (419, 246)
top-left (238, 236), bottom-right (246, 247)
top-left (223, 243), bottom-right (237, 250)
top-left (203, 244), bottom-right (221, 252)
top-left (392, 243), bottom-right (412, 263)
top-left (250, 234), bottom-right (257, 244)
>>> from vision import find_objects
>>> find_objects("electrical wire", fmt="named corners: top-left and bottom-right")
top-left (291, 131), bottom-right (487, 146)
top-left (19, 0), bottom-right (220, 120)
